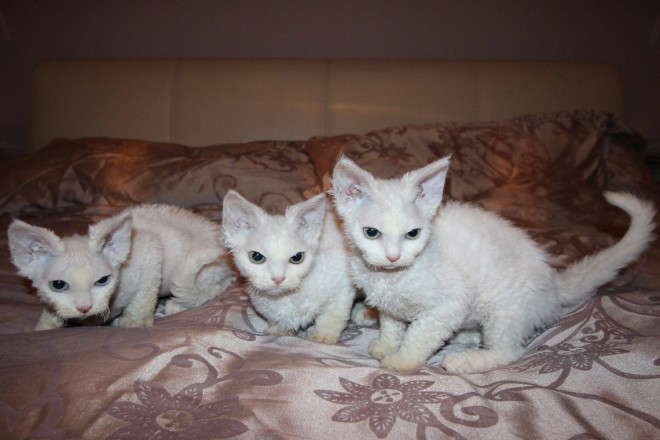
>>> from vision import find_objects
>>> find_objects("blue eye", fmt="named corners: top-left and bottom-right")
top-left (289, 252), bottom-right (305, 264)
top-left (405, 228), bottom-right (421, 239)
top-left (49, 280), bottom-right (69, 292)
top-left (363, 227), bottom-right (381, 239)
top-left (249, 251), bottom-right (266, 264)
top-left (95, 275), bottom-right (111, 286)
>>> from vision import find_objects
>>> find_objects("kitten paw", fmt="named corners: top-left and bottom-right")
top-left (380, 352), bottom-right (423, 374)
top-left (35, 320), bottom-right (63, 331)
top-left (351, 302), bottom-right (379, 326)
top-left (307, 329), bottom-right (340, 345)
top-left (161, 299), bottom-right (186, 316)
top-left (35, 309), bottom-right (65, 330)
top-left (114, 316), bottom-right (154, 328)
top-left (368, 338), bottom-right (399, 360)
top-left (267, 325), bottom-right (296, 337)
top-left (448, 329), bottom-right (481, 347)
top-left (442, 350), bottom-right (510, 374)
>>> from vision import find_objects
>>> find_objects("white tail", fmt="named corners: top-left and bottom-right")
top-left (556, 191), bottom-right (656, 308)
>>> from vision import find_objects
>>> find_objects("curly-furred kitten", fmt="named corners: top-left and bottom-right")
top-left (222, 191), bottom-right (355, 344)
top-left (8, 204), bottom-right (236, 330)
top-left (331, 156), bottom-right (655, 374)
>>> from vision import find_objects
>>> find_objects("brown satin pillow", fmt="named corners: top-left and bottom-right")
top-left (305, 111), bottom-right (642, 195)
top-left (304, 110), bottom-right (657, 264)
top-left (0, 138), bottom-right (322, 220)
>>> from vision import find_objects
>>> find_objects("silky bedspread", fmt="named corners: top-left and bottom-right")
top-left (0, 111), bottom-right (658, 439)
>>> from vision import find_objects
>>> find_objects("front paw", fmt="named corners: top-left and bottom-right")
top-left (113, 316), bottom-right (154, 328)
top-left (160, 299), bottom-right (186, 317)
top-left (351, 302), bottom-right (379, 326)
top-left (380, 352), bottom-right (423, 374)
top-left (368, 338), bottom-right (399, 360)
top-left (266, 324), bottom-right (296, 337)
top-left (35, 320), bottom-right (63, 331)
top-left (442, 350), bottom-right (509, 374)
top-left (307, 328), bottom-right (340, 345)
top-left (35, 309), bottom-right (64, 331)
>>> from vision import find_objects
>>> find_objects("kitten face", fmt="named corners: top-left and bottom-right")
top-left (345, 182), bottom-right (431, 268)
top-left (35, 236), bottom-right (119, 319)
top-left (8, 214), bottom-right (133, 322)
top-left (233, 220), bottom-right (315, 293)
top-left (223, 191), bottom-right (326, 295)
top-left (332, 156), bottom-right (450, 270)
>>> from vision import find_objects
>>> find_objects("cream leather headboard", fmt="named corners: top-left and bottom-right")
top-left (30, 59), bottom-right (623, 150)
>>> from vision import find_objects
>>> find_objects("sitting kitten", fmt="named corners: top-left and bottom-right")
top-left (331, 156), bottom-right (655, 374)
top-left (222, 190), bottom-right (355, 344)
top-left (8, 204), bottom-right (236, 330)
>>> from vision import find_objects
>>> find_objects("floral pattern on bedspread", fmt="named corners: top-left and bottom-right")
top-left (0, 283), bottom-right (657, 439)
top-left (0, 111), bottom-right (659, 439)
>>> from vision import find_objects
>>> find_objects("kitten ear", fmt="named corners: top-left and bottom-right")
top-left (287, 193), bottom-right (327, 242)
top-left (88, 212), bottom-right (133, 267)
top-left (408, 156), bottom-right (451, 218)
top-left (331, 156), bottom-right (374, 213)
top-left (7, 219), bottom-right (63, 278)
top-left (222, 190), bottom-right (264, 246)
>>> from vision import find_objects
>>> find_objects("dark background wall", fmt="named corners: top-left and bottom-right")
top-left (2, 0), bottom-right (659, 152)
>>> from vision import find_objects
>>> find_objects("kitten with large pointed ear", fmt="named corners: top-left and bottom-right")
top-left (330, 155), bottom-right (655, 374)
top-left (331, 155), bottom-right (451, 269)
top-left (8, 214), bottom-right (132, 330)
top-left (332, 155), bottom-right (450, 220)
top-left (222, 190), bottom-right (356, 344)
top-left (8, 204), bottom-right (236, 331)
top-left (223, 190), bottom-right (328, 294)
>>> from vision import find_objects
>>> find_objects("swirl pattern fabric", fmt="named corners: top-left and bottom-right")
top-left (0, 111), bottom-right (658, 439)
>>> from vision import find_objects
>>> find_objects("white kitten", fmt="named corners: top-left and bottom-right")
top-left (331, 156), bottom-right (655, 374)
top-left (222, 190), bottom-right (355, 344)
top-left (8, 204), bottom-right (236, 330)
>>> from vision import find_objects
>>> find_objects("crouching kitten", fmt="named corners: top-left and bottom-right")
top-left (222, 191), bottom-right (355, 344)
top-left (332, 156), bottom-right (655, 374)
top-left (8, 204), bottom-right (236, 330)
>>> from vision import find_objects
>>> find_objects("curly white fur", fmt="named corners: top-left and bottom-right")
top-left (332, 156), bottom-right (656, 374)
top-left (8, 204), bottom-right (235, 330)
top-left (222, 191), bottom-right (355, 344)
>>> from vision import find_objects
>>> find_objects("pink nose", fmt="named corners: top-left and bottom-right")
top-left (77, 305), bottom-right (92, 314)
top-left (387, 254), bottom-right (400, 263)
top-left (271, 276), bottom-right (285, 286)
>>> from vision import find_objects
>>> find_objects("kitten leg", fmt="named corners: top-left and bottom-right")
top-left (442, 317), bottom-right (526, 374)
top-left (447, 328), bottom-right (482, 347)
top-left (165, 257), bottom-right (236, 316)
top-left (351, 301), bottom-right (379, 326)
top-left (442, 349), bottom-right (517, 374)
top-left (380, 311), bottom-right (459, 373)
top-left (266, 323), bottom-right (296, 337)
top-left (35, 308), bottom-right (65, 331)
top-left (113, 288), bottom-right (159, 328)
top-left (308, 287), bottom-right (354, 344)
top-left (368, 312), bottom-right (406, 360)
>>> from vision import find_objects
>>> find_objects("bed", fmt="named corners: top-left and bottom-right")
top-left (1, 59), bottom-right (658, 439)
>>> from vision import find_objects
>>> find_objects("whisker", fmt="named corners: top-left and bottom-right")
top-left (100, 307), bottom-right (111, 324)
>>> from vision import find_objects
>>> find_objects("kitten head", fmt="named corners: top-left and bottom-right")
top-left (331, 156), bottom-right (450, 269)
top-left (7, 214), bottom-right (133, 321)
top-left (222, 190), bottom-right (327, 295)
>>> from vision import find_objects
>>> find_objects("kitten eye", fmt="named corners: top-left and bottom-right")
top-left (363, 227), bottom-right (381, 239)
top-left (405, 228), bottom-right (422, 239)
top-left (289, 252), bottom-right (305, 264)
top-left (95, 275), bottom-right (111, 286)
top-left (248, 251), bottom-right (267, 264)
top-left (49, 280), bottom-right (69, 292)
